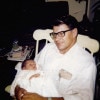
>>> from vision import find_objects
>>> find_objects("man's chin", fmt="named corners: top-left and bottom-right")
top-left (58, 47), bottom-right (64, 52)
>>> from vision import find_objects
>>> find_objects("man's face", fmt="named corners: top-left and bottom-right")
top-left (53, 24), bottom-right (77, 54)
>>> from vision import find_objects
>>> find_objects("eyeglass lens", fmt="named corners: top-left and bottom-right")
top-left (50, 29), bottom-right (71, 38)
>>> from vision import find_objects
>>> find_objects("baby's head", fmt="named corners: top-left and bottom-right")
top-left (22, 59), bottom-right (37, 70)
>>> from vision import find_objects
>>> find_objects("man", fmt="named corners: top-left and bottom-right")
top-left (15, 15), bottom-right (97, 100)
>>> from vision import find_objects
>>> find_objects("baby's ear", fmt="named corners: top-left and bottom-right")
top-left (59, 69), bottom-right (72, 80)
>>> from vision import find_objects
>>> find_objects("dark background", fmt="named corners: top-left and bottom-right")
top-left (0, 0), bottom-right (69, 48)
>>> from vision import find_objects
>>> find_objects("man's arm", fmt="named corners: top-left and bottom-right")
top-left (15, 85), bottom-right (49, 100)
top-left (15, 85), bottom-right (27, 100)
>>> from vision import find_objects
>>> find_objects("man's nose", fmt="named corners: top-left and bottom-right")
top-left (54, 35), bottom-right (61, 41)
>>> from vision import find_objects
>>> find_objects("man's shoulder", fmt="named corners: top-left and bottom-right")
top-left (44, 42), bottom-right (56, 49)
top-left (74, 44), bottom-right (94, 62)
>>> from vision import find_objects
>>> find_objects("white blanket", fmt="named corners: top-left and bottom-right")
top-left (10, 70), bottom-right (61, 97)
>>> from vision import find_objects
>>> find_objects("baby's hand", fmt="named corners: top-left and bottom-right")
top-left (59, 69), bottom-right (72, 80)
top-left (29, 73), bottom-right (40, 80)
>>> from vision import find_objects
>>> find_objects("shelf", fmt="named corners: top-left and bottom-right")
top-left (7, 50), bottom-right (31, 61)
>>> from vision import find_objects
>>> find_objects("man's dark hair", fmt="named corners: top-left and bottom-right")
top-left (52, 15), bottom-right (79, 32)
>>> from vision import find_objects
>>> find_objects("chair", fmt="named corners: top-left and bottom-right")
top-left (33, 29), bottom-right (53, 56)
top-left (5, 29), bottom-right (100, 99)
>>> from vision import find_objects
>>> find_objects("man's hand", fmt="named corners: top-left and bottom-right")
top-left (59, 69), bottom-right (72, 80)
top-left (18, 92), bottom-right (48, 100)
top-left (15, 85), bottom-right (27, 100)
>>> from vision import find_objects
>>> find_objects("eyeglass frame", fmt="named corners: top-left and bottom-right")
top-left (50, 29), bottom-right (72, 39)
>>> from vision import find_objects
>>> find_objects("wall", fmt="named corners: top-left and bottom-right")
top-left (46, 0), bottom-right (86, 22)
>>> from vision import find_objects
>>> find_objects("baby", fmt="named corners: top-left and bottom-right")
top-left (10, 59), bottom-right (61, 98)
top-left (21, 59), bottom-right (41, 79)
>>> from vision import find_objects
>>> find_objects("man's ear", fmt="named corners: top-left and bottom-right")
top-left (72, 28), bottom-right (78, 38)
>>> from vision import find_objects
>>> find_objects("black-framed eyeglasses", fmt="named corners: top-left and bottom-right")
top-left (50, 29), bottom-right (72, 39)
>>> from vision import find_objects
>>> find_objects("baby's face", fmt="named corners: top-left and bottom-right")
top-left (25, 60), bottom-right (37, 70)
